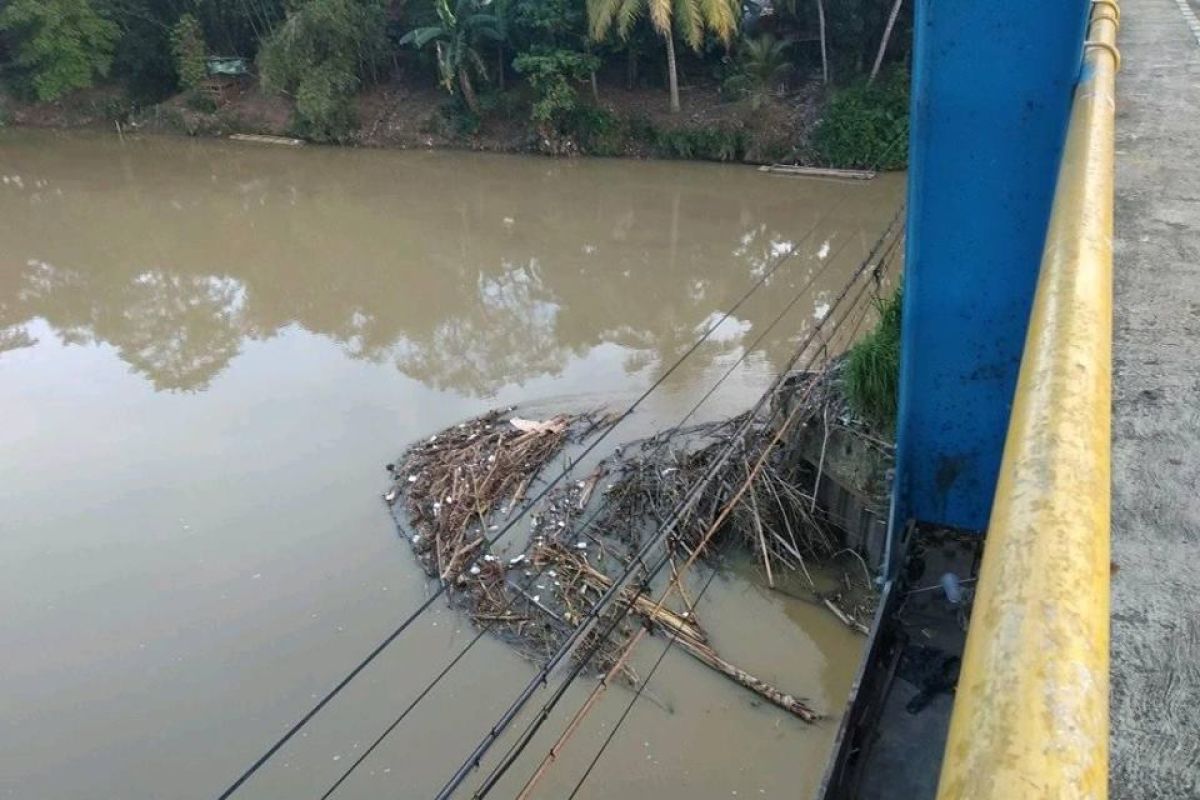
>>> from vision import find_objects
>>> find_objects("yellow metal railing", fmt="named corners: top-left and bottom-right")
top-left (935, 3), bottom-right (1118, 798)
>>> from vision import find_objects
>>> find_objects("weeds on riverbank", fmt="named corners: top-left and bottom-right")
top-left (843, 286), bottom-right (902, 432)
top-left (813, 70), bottom-right (910, 169)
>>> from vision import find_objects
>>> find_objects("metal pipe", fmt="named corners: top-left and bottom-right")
top-left (935, 3), bottom-right (1118, 798)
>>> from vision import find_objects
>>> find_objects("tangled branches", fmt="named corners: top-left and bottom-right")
top-left (383, 367), bottom-right (883, 720)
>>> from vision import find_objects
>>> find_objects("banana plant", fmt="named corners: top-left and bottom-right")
top-left (400, 0), bottom-right (506, 115)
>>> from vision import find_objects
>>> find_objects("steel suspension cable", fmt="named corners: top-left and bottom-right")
top-left (561, 263), bottom-right (898, 800)
top-left (477, 188), bottom-right (907, 800)
top-left (214, 183), bottom-right (865, 800)
top-left (535, 247), bottom-right (907, 800)
top-left (471, 272), bottom-right (885, 800)
top-left (314, 204), bottom-right (879, 800)
top-left (313, 191), bottom-right (891, 800)
top-left (514, 281), bottom-right (894, 800)
top-left (434, 212), bottom-right (904, 800)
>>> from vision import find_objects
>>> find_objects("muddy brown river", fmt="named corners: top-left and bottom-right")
top-left (0, 129), bottom-right (903, 800)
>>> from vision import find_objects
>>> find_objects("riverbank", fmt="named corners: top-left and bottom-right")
top-left (1, 70), bottom-right (904, 167)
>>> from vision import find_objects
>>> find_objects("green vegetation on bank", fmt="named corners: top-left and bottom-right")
top-left (813, 69), bottom-right (909, 169)
top-left (844, 285), bottom-right (902, 432)
top-left (0, 0), bottom-right (118, 102)
top-left (0, 0), bottom-right (913, 166)
top-left (258, 0), bottom-right (388, 141)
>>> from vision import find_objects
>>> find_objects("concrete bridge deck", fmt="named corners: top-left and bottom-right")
top-left (1112, 0), bottom-right (1200, 795)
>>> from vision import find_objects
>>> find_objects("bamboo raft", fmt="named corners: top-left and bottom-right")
top-left (759, 164), bottom-right (877, 180)
top-left (228, 133), bottom-right (305, 146)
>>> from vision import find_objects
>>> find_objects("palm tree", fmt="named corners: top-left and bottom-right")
top-left (588, 0), bottom-right (739, 113)
top-left (401, 0), bottom-right (505, 115)
top-left (738, 33), bottom-right (792, 104)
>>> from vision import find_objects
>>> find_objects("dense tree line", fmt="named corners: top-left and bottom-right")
top-left (0, 0), bottom-right (911, 157)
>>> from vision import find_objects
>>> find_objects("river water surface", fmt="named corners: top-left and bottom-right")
top-left (0, 130), bottom-right (902, 800)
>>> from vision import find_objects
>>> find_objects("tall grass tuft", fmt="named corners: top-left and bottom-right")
top-left (844, 286), bottom-right (902, 432)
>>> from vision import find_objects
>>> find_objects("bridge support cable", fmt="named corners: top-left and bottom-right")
top-left (314, 209), bottom-right (900, 800)
top-left (935, 3), bottom-right (1117, 798)
top-left (469, 250), bottom-right (893, 800)
top-left (213, 178), bottom-right (873, 800)
top-left (431, 214), bottom-right (904, 800)
top-left (524, 284), bottom-right (895, 800)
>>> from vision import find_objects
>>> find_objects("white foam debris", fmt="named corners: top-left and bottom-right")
top-left (469, 565), bottom-right (481, 575)
top-left (576, 542), bottom-right (588, 549)
top-left (509, 554), bottom-right (527, 566)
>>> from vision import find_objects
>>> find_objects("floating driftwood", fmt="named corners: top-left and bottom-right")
top-left (758, 164), bottom-right (877, 180)
top-left (228, 133), bottom-right (304, 146)
top-left (390, 409), bottom-right (586, 583)
top-left (383, 362), bottom-right (882, 727)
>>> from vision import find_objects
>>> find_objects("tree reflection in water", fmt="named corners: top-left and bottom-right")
top-left (0, 132), bottom-right (902, 394)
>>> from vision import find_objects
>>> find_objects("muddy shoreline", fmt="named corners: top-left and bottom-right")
top-left (1, 77), bottom-right (826, 165)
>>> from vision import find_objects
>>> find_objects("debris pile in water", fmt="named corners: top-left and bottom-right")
top-left (386, 409), bottom-right (595, 583)
top-left (383, 369), bottom-right (882, 722)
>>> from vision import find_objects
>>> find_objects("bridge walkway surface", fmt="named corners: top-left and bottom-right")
top-left (1111, 0), bottom-right (1200, 796)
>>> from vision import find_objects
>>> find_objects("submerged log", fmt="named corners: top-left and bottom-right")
top-left (758, 164), bottom-right (876, 180)
top-left (542, 544), bottom-right (819, 723)
top-left (669, 632), bottom-right (822, 723)
top-left (228, 133), bottom-right (304, 146)
top-left (537, 545), bottom-right (707, 644)
top-left (823, 596), bottom-right (870, 635)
